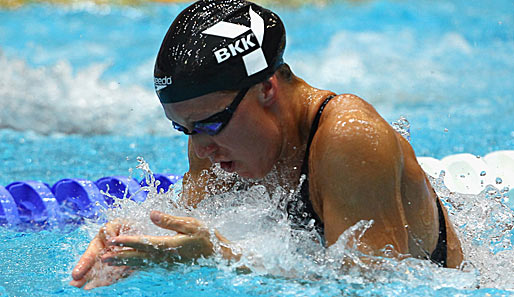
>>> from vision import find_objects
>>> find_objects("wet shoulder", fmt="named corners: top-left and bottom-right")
top-left (319, 93), bottom-right (392, 136)
top-left (312, 93), bottom-right (401, 164)
top-left (328, 93), bottom-right (378, 116)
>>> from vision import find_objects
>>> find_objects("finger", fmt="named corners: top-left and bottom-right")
top-left (150, 211), bottom-right (205, 235)
top-left (82, 265), bottom-right (132, 290)
top-left (72, 221), bottom-right (129, 281)
top-left (71, 236), bottom-right (104, 281)
top-left (82, 272), bottom-right (122, 290)
top-left (107, 234), bottom-right (190, 252)
top-left (84, 278), bottom-right (113, 291)
top-left (213, 230), bottom-right (240, 261)
top-left (107, 235), bottom-right (162, 251)
top-left (99, 220), bottom-right (129, 241)
top-left (69, 278), bottom-right (87, 288)
top-left (102, 250), bottom-right (164, 267)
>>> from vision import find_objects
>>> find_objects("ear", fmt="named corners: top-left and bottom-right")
top-left (257, 75), bottom-right (278, 107)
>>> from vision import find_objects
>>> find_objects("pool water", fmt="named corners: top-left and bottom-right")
top-left (1, 0), bottom-right (513, 296)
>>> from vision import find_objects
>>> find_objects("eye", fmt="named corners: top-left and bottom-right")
top-left (196, 122), bottom-right (223, 132)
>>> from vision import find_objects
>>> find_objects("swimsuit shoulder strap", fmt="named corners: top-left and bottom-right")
top-left (300, 94), bottom-right (337, 176)
top-left (287, 94), bottom-right (336, 245)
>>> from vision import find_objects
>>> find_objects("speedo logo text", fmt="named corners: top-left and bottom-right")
top-left (154, 76), bottom-right (173, 91)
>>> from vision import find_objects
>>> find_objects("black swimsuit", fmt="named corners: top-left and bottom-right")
top-left (430, 197), bottom-right (448, 267)
top-left (286, 95), bottom-right (448, 267)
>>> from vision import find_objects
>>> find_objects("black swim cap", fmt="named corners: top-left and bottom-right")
top-left (154, 0), bottom-right (286, 104)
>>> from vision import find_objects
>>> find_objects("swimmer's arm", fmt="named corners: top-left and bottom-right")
top-left (311, 100), bottom-right (409, 256)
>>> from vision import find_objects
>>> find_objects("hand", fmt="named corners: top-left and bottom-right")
top-left (101, 211), bottom-right (239, 266)
top-left (69, 220), bottom-right (132, 290)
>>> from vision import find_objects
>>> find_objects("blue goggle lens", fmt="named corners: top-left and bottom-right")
top-left (172, 121), bottom-right (223, 136)
top-left (194, 122), bottom-right (223, 135)
top-left (172, 122), bottom-right (194, 135)
top-left (171, 87), bottom-right (249, 136)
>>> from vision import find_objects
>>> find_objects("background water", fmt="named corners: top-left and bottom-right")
top-left (0, 0), bottom-right (513, 296)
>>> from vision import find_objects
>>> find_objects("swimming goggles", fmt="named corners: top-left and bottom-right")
top-left (172, 87), bottom-right (250, 136)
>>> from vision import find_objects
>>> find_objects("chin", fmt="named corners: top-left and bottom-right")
top-left (237, 167), bottom-right (268, 180)
top-left (233, 160), bottom-right (271, 179)
top-left (237, 170), bottom-right (255, 179)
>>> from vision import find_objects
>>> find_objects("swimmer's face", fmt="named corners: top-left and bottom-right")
top-left (162, 84), bottom-right (282, 179)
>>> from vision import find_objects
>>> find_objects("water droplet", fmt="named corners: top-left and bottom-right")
top-left (391, 116), bottom-right (410, 141)
top-left (480, 171), bottom-right (486, 176)
top-left (496, 177), bottom-right (503, 184)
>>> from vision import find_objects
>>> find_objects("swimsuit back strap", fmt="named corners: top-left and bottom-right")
top-left (429, 198), bottom-right (448, 267)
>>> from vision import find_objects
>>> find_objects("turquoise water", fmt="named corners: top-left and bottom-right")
top-left (1, 0), bottom-right (513, 296)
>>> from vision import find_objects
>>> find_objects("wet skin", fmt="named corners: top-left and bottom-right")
top-left (71, 71), bottom-right (463, 289)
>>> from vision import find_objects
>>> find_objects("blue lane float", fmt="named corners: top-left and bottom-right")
top-left (0, 185), bottom-right (21, 226)
top-left (0, 174), bottom-right (182, 229)
top-left (52, 179), bottom-right (106, 219)
top-left (140, 173), bottom-right (182, 194)
top-left (5, 181), bottom-right (61, 225)
top-left (96, 176), bottom-right (147, 205)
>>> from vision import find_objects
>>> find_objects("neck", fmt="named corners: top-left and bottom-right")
top-left (268, 78), bottom-right (333, 189)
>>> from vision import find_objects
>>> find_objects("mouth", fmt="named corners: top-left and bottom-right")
top-left (219, 161), bottom-right (235, 173)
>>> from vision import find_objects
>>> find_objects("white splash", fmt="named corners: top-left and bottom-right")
top-left (391, 116), bottom-right (411, 141)
top-left (0, 51), bottom-right (171, 135)
top-left (77, 158), bottom-right (514, 292)
top-left (430, 172), bottom-right (514, 289)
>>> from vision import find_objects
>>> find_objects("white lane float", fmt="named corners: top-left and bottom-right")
top-left (418, 150), bottom-right (514, 196)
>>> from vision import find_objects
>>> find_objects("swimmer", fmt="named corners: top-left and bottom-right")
top-left (71, 0), bottom-right (463, 289)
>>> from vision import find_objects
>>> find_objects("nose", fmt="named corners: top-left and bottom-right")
top-left (191, 135), bottom-right (218, 159)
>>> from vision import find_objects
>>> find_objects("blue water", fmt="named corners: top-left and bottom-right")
top-left (0, 130), bottom-right (188, 186)
top-left (1, 0), bottom-right (513, 296)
